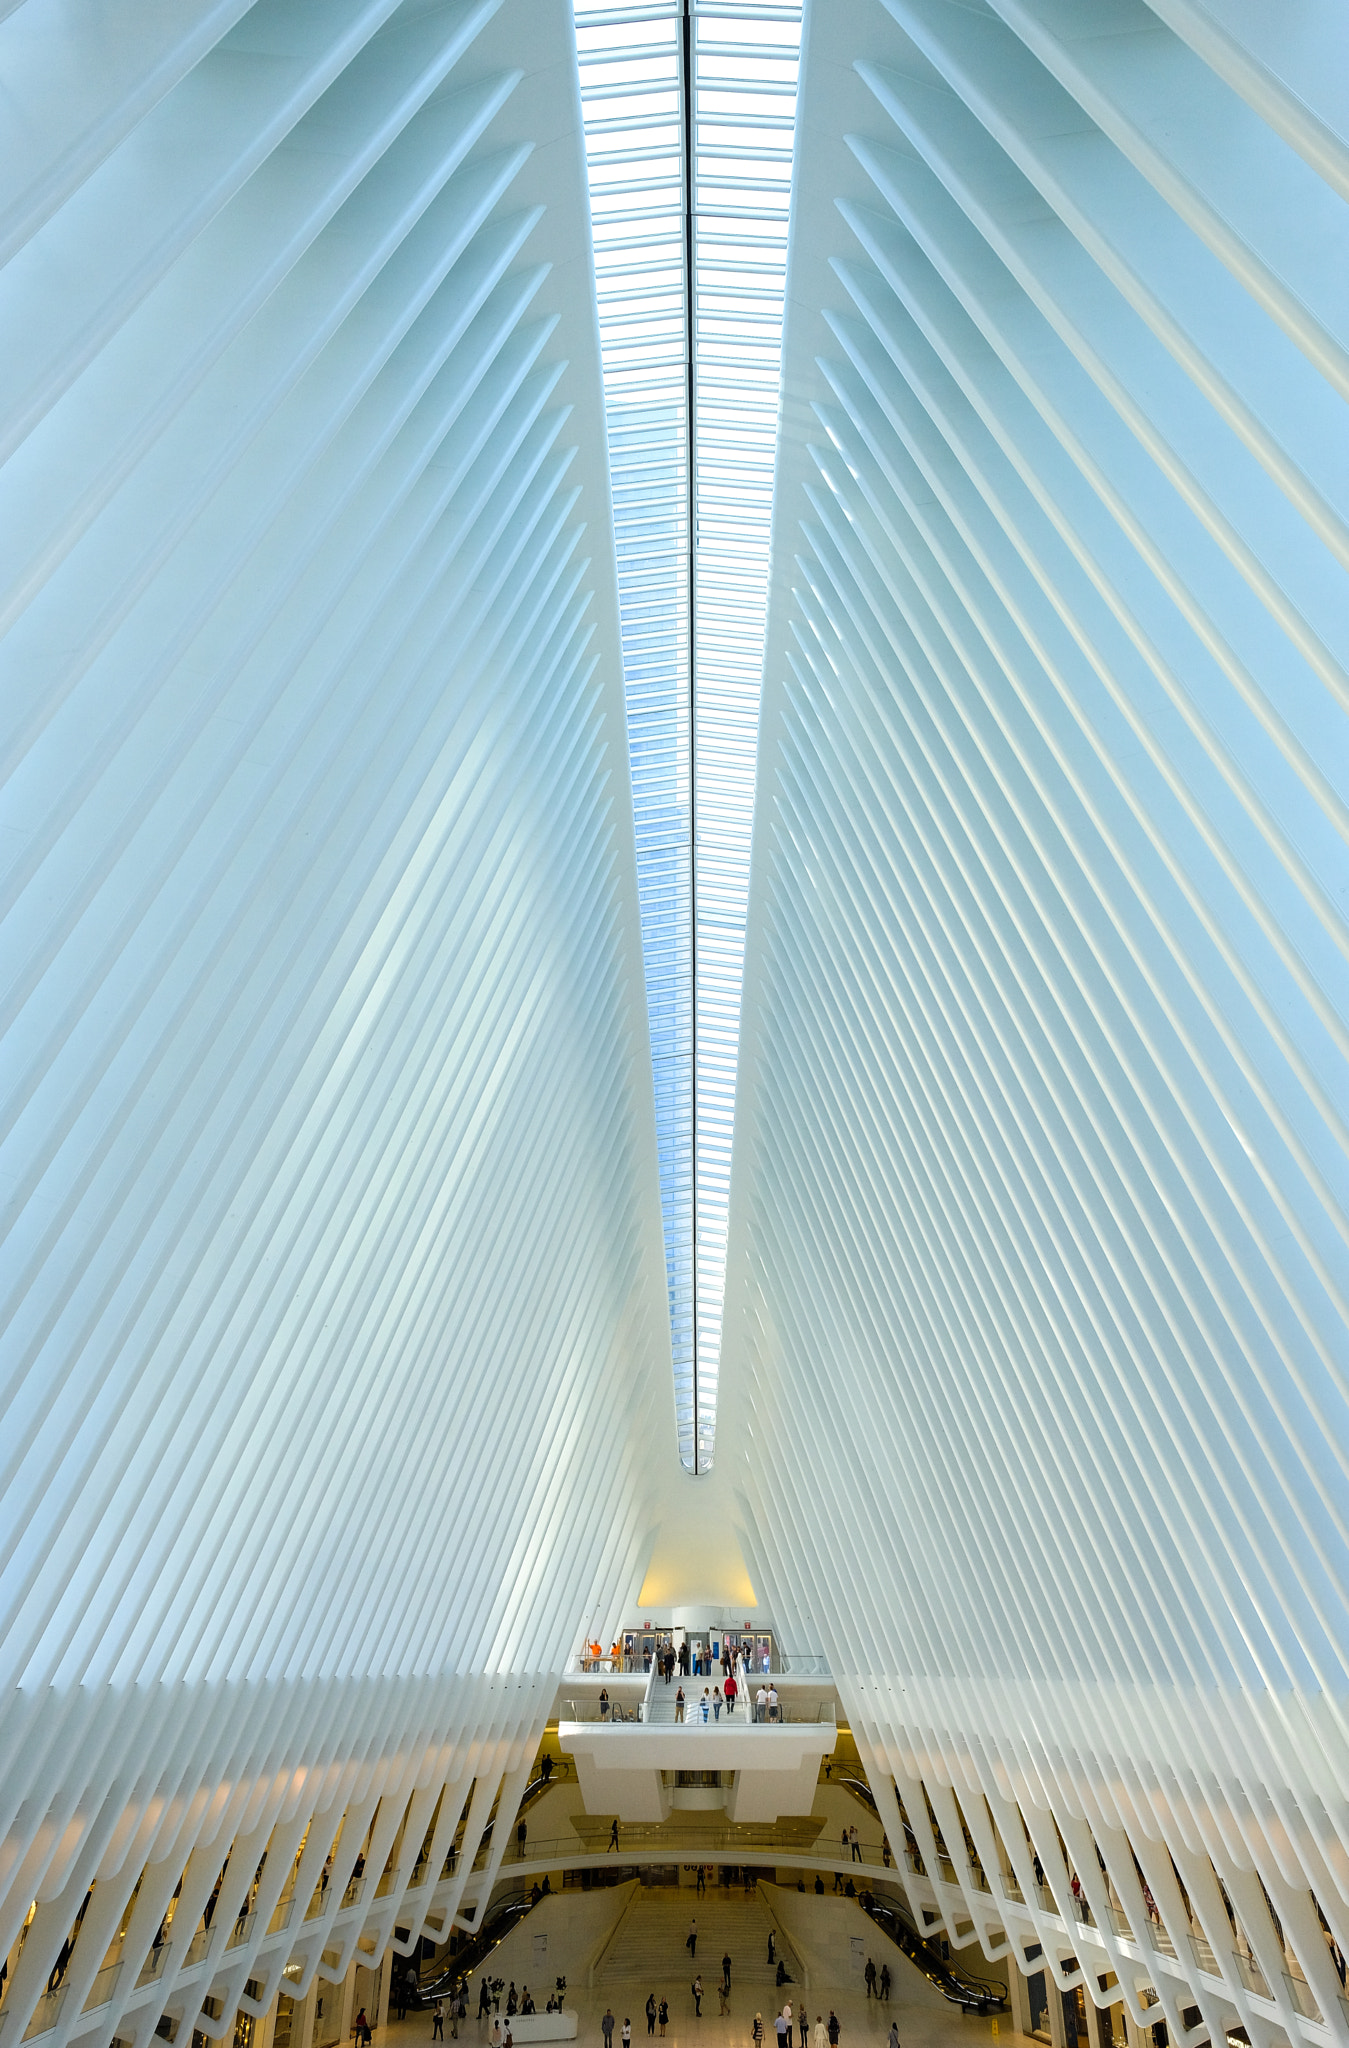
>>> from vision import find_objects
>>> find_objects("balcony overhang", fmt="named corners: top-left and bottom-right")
top-left (557, 1719), bottom-right (837, 1824)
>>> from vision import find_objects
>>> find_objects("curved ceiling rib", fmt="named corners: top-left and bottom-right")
top-left (0, 7), bottom-right (669, 2045)
top-left (721, 0), bottom-right (1349, 2037)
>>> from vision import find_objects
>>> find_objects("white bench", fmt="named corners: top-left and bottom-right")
top-left (501, 2012), bottom-right (578, 2042)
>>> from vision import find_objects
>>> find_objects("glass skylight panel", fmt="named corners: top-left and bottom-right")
top-left (575, 0), bottom-right (799, 1473)
top-left (691, 0), bottom-right (799, 1471)
top-left (575, 1), bottom-right (695, 1456)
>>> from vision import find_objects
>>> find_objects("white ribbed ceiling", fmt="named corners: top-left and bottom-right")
top-left (1, 6), bottom-right (1349, 2048)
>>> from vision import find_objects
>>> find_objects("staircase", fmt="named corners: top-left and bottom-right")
top-left (645, 1677), bottom-right (680, 1724)
top-left (595, 1887), bottom-right (794, 1993)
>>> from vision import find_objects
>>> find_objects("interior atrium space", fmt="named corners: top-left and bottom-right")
top-left (1, 9), bottom-right (1348, 2048)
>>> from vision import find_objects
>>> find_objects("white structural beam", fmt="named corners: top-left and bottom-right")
top-left (0, 5), bottom-right (670, 2046)
top-left (722, 1), bottom-right (1349, 2043)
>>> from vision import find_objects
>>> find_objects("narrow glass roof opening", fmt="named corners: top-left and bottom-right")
top-left (576, 0), bottom-right (800, 1473)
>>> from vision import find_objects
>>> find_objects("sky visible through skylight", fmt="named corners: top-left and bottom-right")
top-left (575, 0), bottom-right (800, 1472)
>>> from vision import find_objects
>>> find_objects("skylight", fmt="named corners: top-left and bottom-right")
top-left (576, 0), bottom-right (800, 1472)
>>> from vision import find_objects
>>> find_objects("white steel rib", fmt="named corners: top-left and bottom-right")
top-left (721, 2), bottom-right (1349, 2045)
top-left (0, 6), bottom-right (669, 2046)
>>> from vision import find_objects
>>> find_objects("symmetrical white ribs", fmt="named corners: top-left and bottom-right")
top-left (0, 4), bottom-right (668, 2045)
top-left (722, 0), bottom-right (1349, 2042)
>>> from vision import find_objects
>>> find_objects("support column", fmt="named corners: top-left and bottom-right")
top-left (375, 1950), bottom-right (393, 2031)
top-left (336, 1960), bottom-right (358, 2046)
top-left (294, 1978), bottom-right (320, 2048)
top-left (255, 1995), bottom-right (280, 2048)
top-left (1006, 1960), bottom-right (1035, 2038)
top-left (1046, 1968), bottom-right (1070, 2048)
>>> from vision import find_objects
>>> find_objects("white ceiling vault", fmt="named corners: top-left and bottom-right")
top-left (0, 3), bottom-right (1347, 2048)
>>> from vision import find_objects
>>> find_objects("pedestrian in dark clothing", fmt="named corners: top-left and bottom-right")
top-left (609, 1819), bottom-right (620, 1852)
top-left (602, 2011), bottom-right (615, 2047)
top-left (722, 1955), bottom-right (732, 1993)
top-left (691, 1978), bottom-right (702, 2017)
top-left (827, 2014), bottom-right (840, 2047)
top-left (686, 1918), bottom-right (697, 1958)
top-left (864, 1959), bottom-right (876, 1999)
top-left (646, 1995), bottom-right (656, 2036)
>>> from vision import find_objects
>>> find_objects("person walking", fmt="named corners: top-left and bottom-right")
top-left (717, 1980), bottom-right (730, 2017)
top-left (753, 2016), bottom-right (764, 2048)
top-left (850, 1825), bottom-right (861, 1862)
top-left (713, 1686), bottom-right (723, 1721)
top-left (658, 2001), bottom-right (668, 2038)
top-left (609, 1819), bottom-right (620, 1852)
top-left (699, 1688), bottom-right (710, 1724)
top-left (767, 1931), bottom-right (776, 1967)
top-left (602, 2011), bottom-right (615, 2048)
top-left (646, 1995), bottom-right (656, 2037)
top-left (434, 2000), bottom-right (445, 2040)
top-left (675, 1687), bottom-right (686, 1723)
top-left (864, 1958), bottom-right (876, 1999)
top-left (879, 1965), bottom-right (891, 2002)
top-left (724, 1672), bottom-right (738, 1715)
top-left (354, 2011), bottom-right (371, 2048)
top-left (687, 1918), bottom-right (698, 1959)
top-left (691, 1976), bottom-right (703, 2018)
top-left (696, 1865), bottom-right (706, 1897)
top-left (887, 2026), bottom-right (900, 2048)
top-left (722, 1954), bottom-right (732, 1994)
top-left (517, 1819), bottom-right (527, 1858)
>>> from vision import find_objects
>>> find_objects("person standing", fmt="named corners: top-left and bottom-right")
top-left (687, 1917), bottom-right (698, 1958)
top-left (767, 1931), bottom-right (775, 1967)
top-left (713, 1686), bottom-right (722, 1720)
top-left (888, 2026), bottom-right (900, 2048)
top-left (646, 1995), bottom-right (656, 2037)
top-left (879, 1965), bottom-right (891, 2002)
top-left (850, 1825), bottom-right (861, 1862)
top-left (782, 2002), bottom-right (792, 2043)
top-left (798, 2009), bottom-right (808, 2048)
top-left (827, 2015), bottom-right (840, 2047)
top-left (675, 1687), bottom-right (686, 1723)
top-left (602, 2011), bottom-right (615, 2048)
top-left (691, 1976), bottom-right (703, 2018)
top-left (433, 2000), bottom-right (445, 2039)
top-left (813, 2019), bottom-right (828, 2048)
top-left (622, 2021), bottom-right (631, 2048)
top-left (753, 2016), bottom-right (764, 2048)
top-left (774, 2009), bottom-right (789, 2048)
top-left (517, 1819), bottom-right (527, 1858)
top-left (864, 1959), bottom-right (876, 1999)
top-left (696, 1865), bottom-right (706, 1897)
top-left (658, 2001), bottom-right (668, 2038)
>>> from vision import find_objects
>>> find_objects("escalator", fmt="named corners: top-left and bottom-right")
top-left (404, 1892), bottom-right (538, 2008)
top-left (862, 1894), bottom-right (1008, 2015)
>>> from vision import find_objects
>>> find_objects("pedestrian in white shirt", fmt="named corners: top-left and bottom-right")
top-left (755, 1686), bottom-right (768, 1723)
